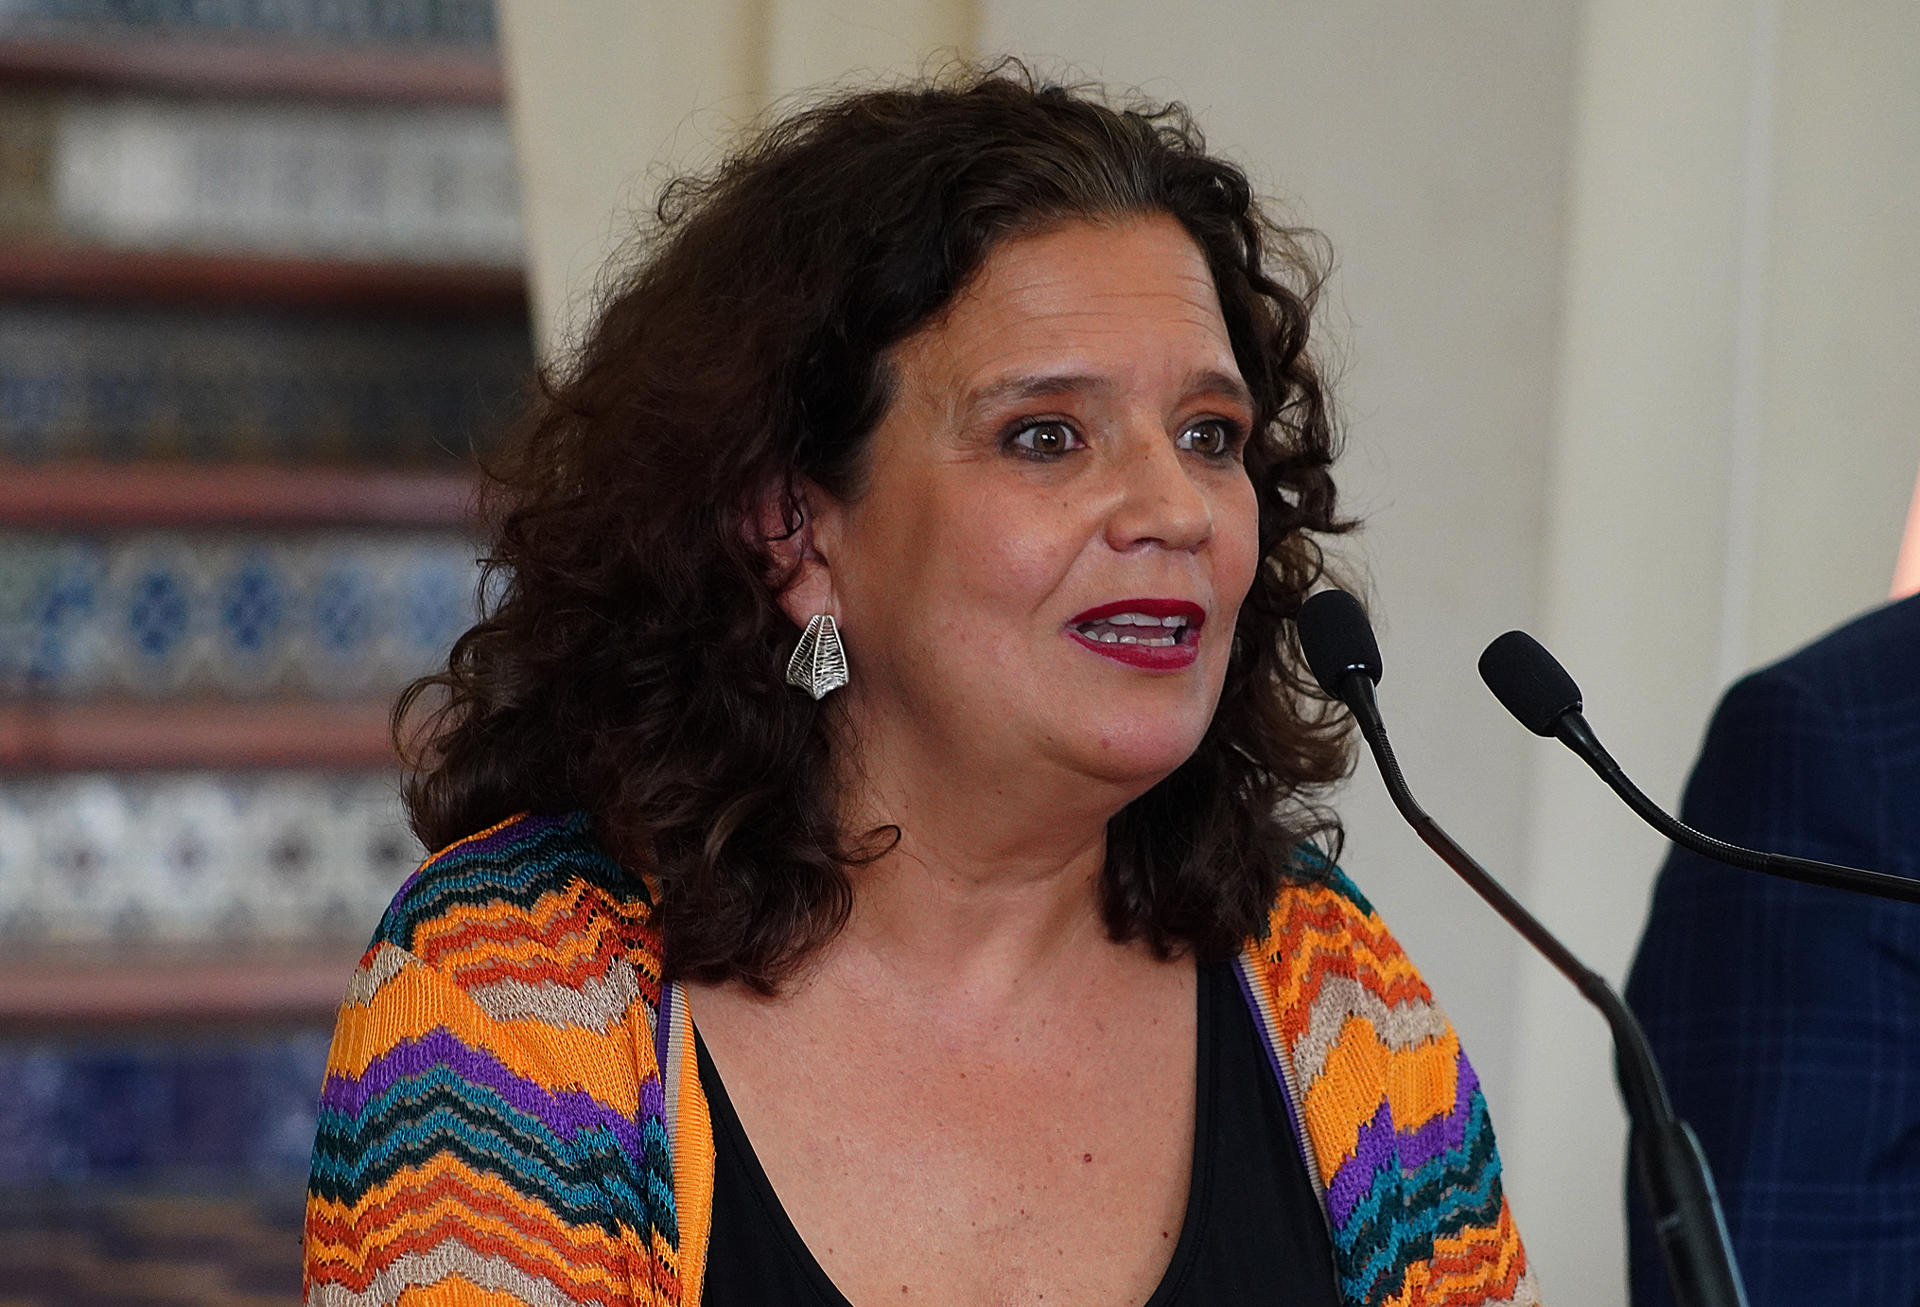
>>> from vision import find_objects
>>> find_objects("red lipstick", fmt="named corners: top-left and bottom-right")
top-left (1065, 598), bottom-right (1207, 671)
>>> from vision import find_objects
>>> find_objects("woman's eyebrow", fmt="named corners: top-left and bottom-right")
top-left (962, 371), bottom-right (1109, 413)
top-left (962, 368), bottom-right (1253, 414)
top-left (1188, 368), bottom-right (1255, 410)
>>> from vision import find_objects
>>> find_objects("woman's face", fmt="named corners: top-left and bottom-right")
top-left (799, 214), bottom-right (1261, 801)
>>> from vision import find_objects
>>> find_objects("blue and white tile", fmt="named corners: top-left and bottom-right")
top-left (0, 532), bottom-right (482, 698)
top-left (0, 537), bottom-right (109, 695)
top-left (0, 772), bottom-right (422, 946)
top-left (31, 776), bottom-right (137, 943)
top-left (104, 536), bottom-right (205, 697)
top-left (0, 789), bottom-right (40, 938)
top-left (127, 779), bottom-right (244, 943)
top-left (205, 539), bottom-right (299, 695)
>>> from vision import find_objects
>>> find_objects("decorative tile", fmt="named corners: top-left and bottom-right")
top-left (0, 1028), bottom-right (332, 1185)
top-left (0, 772), bottom-right (421, 946)
top-left (110, 536), bottom-right (202, 695)
top-left (0, 539), bottom-right (104, 691)
top-left (0, 1185), bottom-right (307, 1303)
top-left (126, 780), bottom-right (243, 941)
top-left (54, 97), bottom-right (522, 265)
top-left (0, 0), bottom-right (498, 47)
top-left (32, 776), bottom-right (134, 936)
top-left (0, 301), bottom-right (530, 464)
top-left (0, 789), bottom-right (40, 936)
top-left (0, 531), bottom-right (481, 699)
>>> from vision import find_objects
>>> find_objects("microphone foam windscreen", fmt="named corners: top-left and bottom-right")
top-left (1294, 589), bottom-right (1383, 698)
top-left (1478, 630), bottom-right (1583, 736)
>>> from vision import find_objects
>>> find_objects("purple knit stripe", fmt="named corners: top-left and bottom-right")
top-left (654, 982), bottom-right (675, 1097)
top-left (1395, 1054), bottom-right (1478, 1172)
top-left (1323, 1053), bottom-right (1482, 1224)
top-left (1324, 1099), bottom-right (1397, 1225)
top-left (639, 1062), bottom-right (666, 1127)
top-left (320, 1027), bottom-right (651, 1155)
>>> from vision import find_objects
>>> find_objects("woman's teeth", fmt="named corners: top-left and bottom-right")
top-left (1077, 614), bottom-right (1188, 646)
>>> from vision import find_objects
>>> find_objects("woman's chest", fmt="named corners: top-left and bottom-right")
top-left (785, 1066), bottom-right (1191, 1302)
top-left (695, 975), bottom-right (1199, 1305)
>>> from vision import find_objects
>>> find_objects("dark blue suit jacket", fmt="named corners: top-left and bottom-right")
top-left (1625, 594), bottom-right (1920, 1306)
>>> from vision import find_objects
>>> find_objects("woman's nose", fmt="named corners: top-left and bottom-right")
top-left (1103, 432), bottom-right (1213, 554)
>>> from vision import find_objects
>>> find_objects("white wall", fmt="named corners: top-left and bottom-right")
top-left (1744, 0), bottom-right (1920, 665)
top-left (500, 3), bottom-right (1920, 1302)
top-left (1512, 4), bottom-right (1920, 1299)
top-left (1510, 4), bottom-right (1766, 1295)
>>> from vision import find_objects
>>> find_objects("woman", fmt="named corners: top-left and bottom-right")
top-left (305, 68), bottom-right (1536, 1306)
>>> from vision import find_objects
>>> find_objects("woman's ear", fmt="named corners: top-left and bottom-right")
top-left (755, 477), bottom-right (838, 629)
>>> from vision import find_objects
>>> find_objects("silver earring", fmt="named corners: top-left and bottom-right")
top-left (785, 613), bottom-right (849, 699)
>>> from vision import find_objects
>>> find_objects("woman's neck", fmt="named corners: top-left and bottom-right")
top-left (820, 731), bottom-right (1148, 1019)
top-left (840, 827), bottom-right (1106, 1005)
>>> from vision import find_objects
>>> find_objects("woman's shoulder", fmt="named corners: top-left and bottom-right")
top-left (310, 811), bottom-right (684, 1304)
top-left (1247, 846), bottom-right (1437, 1008)
top-left (1257, 846), bottom-right (1391, 944)
top-left (1246, 850), bottom-right (1538, 1305)
top-left (357, 810), bottom-right (664, 1022)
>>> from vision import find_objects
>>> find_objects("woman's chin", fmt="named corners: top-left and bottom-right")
top-left (1062, 718), bottom-right (1211, 792)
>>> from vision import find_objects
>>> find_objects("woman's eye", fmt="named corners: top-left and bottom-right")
top-left (1008, 421), bottom-right (1082, 457)
top-left (1177, 419), bottom-right (1243, 458)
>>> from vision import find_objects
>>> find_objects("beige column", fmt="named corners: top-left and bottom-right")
top-left (500, 0), bottom-right (976, 355)
top-left (497, 0), bottom-right (763, 354)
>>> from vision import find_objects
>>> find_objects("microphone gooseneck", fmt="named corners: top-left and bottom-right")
top-left (1293, 589), bottom-right (1747, 1307)
top-left (1479, 630), bottom-right (1920, 905)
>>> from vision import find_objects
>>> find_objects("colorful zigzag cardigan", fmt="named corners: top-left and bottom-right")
top-left (306, 811), bottom-right (1538, 1306)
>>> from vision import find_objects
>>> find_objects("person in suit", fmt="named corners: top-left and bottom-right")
top-left (1625, 592), bottom-right (1920, 1306)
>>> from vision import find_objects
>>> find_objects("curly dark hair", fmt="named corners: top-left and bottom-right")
top-left (399, 63), bottom-right (1355, 991)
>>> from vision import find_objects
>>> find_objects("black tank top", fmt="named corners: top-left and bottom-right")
top-left (695, 958), bottom-right (1343, 1304)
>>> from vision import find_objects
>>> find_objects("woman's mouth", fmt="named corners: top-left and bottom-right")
top-left (1065, 599), bottom-right (1205, 670)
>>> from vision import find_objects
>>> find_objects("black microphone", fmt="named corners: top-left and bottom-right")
top-left (1478, 630), bottom-right (1920, 904)
top-left (1293, 589), bottom-right (1747, 1307)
